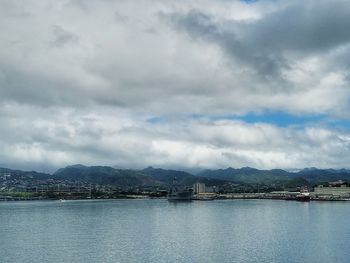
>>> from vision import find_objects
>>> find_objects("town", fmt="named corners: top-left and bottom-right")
top-left (2, 168), bottom-right (350, 202)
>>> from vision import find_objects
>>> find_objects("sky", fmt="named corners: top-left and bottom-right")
top-left (1, 0), bottom-right (350, 173)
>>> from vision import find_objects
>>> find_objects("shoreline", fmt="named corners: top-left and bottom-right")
top-left (1, 195), bottom-right (350, 202)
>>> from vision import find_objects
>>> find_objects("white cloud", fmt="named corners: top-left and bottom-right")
top-left (1, 105), bottom-right (350, 172)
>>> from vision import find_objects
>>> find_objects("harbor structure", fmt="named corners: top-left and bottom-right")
top-left (314, 184), bottom-right (350, 198)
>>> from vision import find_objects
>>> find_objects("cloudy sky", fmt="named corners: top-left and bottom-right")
top-left (1, 0), bottom-right (350, 173)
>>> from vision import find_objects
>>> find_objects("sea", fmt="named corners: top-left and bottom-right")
top-left (0, 199), bottom-right (349, 263)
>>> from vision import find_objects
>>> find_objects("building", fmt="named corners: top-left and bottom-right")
top-left (193, 183), bottom-right (206, 194)
top-left (329, 180), bottom-right (345, 186)
top-left (314, 185), bottom-right (350, 198)
top-left (205, 186), bottom-right (216, 193)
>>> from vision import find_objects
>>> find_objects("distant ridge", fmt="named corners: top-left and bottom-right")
top-left (0, 167), bottom-right (51, 179)
top-left (141, 167), bottom-right (227, 186)
top-left (53, 165), bottom-right (163, 187)
top-left (2, 165), bottom-right (350, 187)
top-left (198, 167), bottom-right (350, 184)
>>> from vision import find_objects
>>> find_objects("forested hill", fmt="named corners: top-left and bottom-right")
top-left (2, 165), bottom-right (350, 187)
top-left (198, 167), bottom-right (350, 184)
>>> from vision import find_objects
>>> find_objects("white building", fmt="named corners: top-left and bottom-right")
top-left (193, 183), bottom-right (206, 194)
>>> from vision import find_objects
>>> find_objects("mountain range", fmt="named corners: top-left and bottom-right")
top-left (2, 165), bottom-right (350, 188)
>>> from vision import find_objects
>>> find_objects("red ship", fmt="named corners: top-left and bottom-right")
top-left (296, 189), bottom-right (310, 202)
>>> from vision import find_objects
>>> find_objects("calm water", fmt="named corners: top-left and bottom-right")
top-left (0, 199), bottom-right (349, 263)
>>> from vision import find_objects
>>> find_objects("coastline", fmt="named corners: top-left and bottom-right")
top-left (1, 194), bottom-right (349, 202)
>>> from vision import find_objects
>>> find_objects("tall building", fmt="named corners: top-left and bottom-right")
top-left (193, 182), bottom-right (206, 194)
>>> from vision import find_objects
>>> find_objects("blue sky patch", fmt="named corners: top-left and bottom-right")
top-left (241, 0), bottom-right (258, 4)
top-left (156, 111), bottom-right (350, 130)
top-left (236, 111), bottom-right (325, 127)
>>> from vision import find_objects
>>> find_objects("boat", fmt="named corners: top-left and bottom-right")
top-left (296, 189), bottom-right (310, 202)
top-left (167, 177), bottom-right (193, 201)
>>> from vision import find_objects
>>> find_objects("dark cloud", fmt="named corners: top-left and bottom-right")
top-left (164, 1), bottom-right (350, 80)
top-left (114, 11), bottom-right (128, 23)
top-left (51, 25), bottom-right (79, 47)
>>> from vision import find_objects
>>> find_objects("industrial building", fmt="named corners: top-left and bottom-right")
top-left (314, 185), bottom-right (350, 198)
